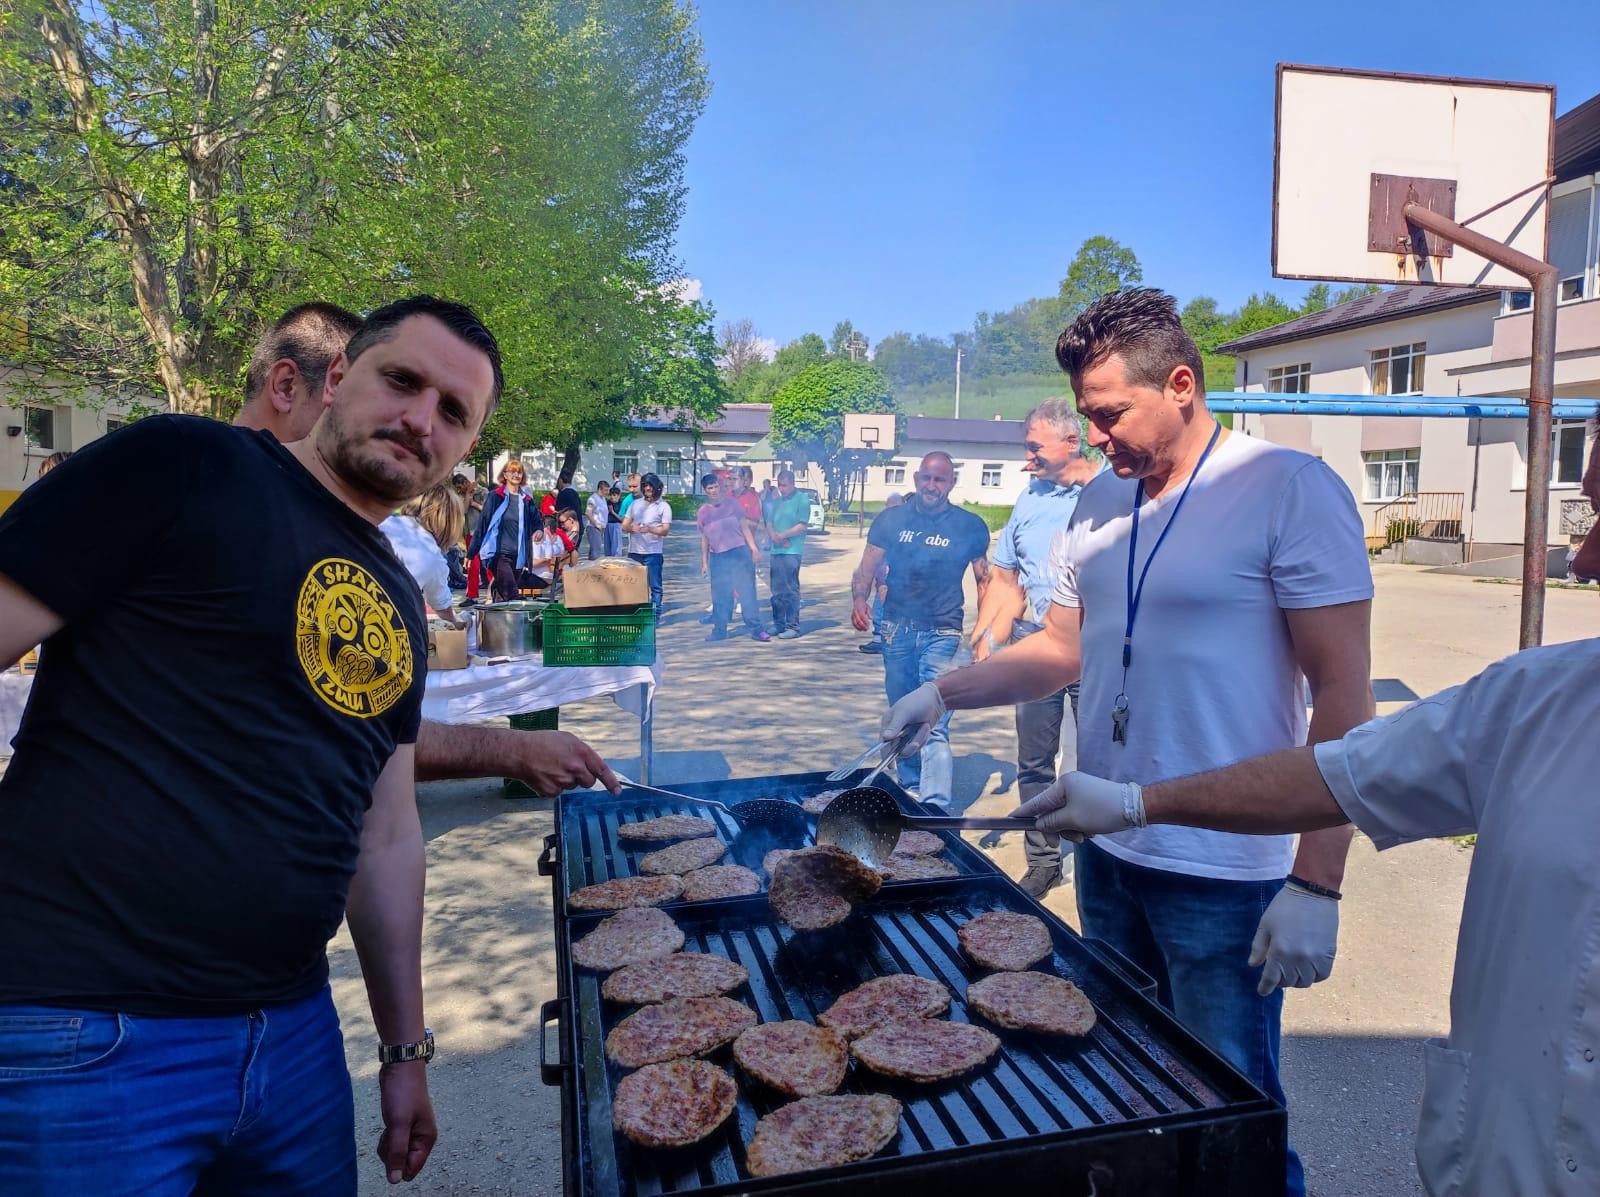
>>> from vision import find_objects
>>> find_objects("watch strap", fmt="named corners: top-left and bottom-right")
top-left (378, 1029), bottom-right (435, 1065)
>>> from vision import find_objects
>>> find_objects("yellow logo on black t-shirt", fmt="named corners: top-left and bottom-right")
top-left (295, 557), bottom-right (414, 719)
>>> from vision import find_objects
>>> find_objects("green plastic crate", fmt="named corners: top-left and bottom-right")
top-left (540, 603), bottom-right (656, 667)
top-left (509, 708), bottom-right (559, 732)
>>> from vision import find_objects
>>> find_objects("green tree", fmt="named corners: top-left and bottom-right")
top-left (1, 0), bottom-right (709, 450)
top-left (872, 331), bottom-right (952, 388)
top-left (1181, 296), bottom-right (1228, 353)
top-left (1059, 235), bottom-right (1144, 316)
top-left (1334, 283), bottom-right (1382, 305)
top-left (1299, 283), bottom-right (1333, 314)
top-left (829, 319), bottom-right (868, 360)
top-left (770, 358), bottom-right (895, 502)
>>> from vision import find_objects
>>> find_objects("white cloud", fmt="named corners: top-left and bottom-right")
top-left (753, 336), bottom-right (777, 362)
top-left (661, 277), bottom-right (703, 303)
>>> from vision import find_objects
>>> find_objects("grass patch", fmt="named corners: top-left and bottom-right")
top-left (894, 373), bottom-right (1071, 420)
top-left (854, 499), bottom-right (1014, 532)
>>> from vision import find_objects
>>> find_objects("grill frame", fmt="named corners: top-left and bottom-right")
top-left (541, 774), bottom-right (1286, 1197)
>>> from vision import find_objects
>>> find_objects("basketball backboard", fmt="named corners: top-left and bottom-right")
top-left (842, 413), bottom-right (895, 451)
top-left (1274, 65), bottom-right (1554, 288)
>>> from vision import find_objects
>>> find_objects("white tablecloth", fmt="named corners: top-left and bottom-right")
top-left (0, 669), bottom-right (33, 758)
top-left (420, 655), bottom-right (657, 724)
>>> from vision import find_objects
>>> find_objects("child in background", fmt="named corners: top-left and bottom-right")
top-left (528, 514), bottom-right (567, 591)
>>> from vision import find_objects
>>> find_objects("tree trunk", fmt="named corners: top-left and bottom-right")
top-left (561, 440), bottom-right (582, 478)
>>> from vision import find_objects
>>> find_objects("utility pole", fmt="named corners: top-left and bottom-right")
top-left (842, 331), bottom-right (867, 361)
top-left (954, 347), bottom-right (964, 419)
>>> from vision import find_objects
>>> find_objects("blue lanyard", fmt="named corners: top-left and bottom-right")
top-left (1120, 422), bottom-right (1223, 673)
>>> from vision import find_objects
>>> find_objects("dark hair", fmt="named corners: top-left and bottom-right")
top-left (451, 472), bottom-right (469, 487)
top-left (558, 468), bottom-right (573, 486)
top-left (1055, 287), bottom-right (1205, 398)
top-left (700, 472), bottom-right (721, 490)
top-left (596, 480), bottom-right (609, 493)
top-left (244, 302), bottom-right (362, 404)
top-left (345, 295), bottom-right (505, 418)
top-left (640, 472), bottom-right (663, 497)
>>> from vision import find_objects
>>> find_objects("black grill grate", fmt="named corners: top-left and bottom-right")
top-left (553, 876), bottom-right (1282, 1197)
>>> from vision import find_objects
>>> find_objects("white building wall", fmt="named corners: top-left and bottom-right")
top-left (2, 374), bottom-right (159, 513)
top-left (862, 439), bottom-right (1027, 506)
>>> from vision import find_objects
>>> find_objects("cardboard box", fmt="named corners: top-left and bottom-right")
top-left (427, 626), bottom-right (468, 671)
top-left (562, 558), bottom-right (649, 610)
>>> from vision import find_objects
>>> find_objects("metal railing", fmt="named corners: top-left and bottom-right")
top-left (1371, 492), bottom-right (1465, 547)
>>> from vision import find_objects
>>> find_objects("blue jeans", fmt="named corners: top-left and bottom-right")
top-left (880, 620), bottom-right (960, 808)
top-left (0, 985), bottom-right (355, 1196)
top-left (605, 523), bottom-right (622, 556)
top-left (628, 551), bottom-right (663, 612)
top-left (1074, 840), bottom-right (1304, 1197)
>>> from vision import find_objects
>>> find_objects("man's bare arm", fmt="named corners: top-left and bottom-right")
top-left (1143, 746), bottom-right (1348, 834)
top-left (970, 554), bottom-right (991, 606)
top-left (0, 573), bottom-right (63, 669)
top-left (1285, 601), bottom-right (1374, 890)
top-left (970, 564), bottom-right (1024, 658)
top-left (850, 543), bottom-right (886, 631)
top-left (414, 721), bottom-right (619, 795)
top-left (937, 599), bottom-right (1081, 708)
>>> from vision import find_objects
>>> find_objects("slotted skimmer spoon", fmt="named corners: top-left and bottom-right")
top-left (816, 786), bottom-right (1035, 867)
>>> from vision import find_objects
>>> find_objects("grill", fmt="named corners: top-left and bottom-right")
top-left (539, 772), bottom-right (1286, 1197)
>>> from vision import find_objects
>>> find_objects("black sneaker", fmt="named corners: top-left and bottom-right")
top-left (1018, 865), bottom-right (1061, 900)
top-left (858, 640), bottom-right (882, 654)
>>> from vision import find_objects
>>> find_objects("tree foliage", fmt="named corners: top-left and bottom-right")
top-left (1058, 234), bottom-right (1144, 315)
top-left (770, 358), bottom-right (894, 501)
top-left (1, 0), bottom-right (715, 454)
top-left (716, 317), bottom-right (766, 381)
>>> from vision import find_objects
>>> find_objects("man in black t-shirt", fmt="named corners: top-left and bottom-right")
top-left (850, 451), bottom-right (991, 809)
top-left (554, 467), bottom-right (583, 550)
top-left (0, 296), bottom-right (503, 1195)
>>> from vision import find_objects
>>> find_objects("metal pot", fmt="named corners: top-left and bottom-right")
top-left (475, 601), bottom-right (545, 658)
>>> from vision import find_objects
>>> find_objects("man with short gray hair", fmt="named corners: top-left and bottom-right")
top-left (968, 398), bottom-right (1099, 897)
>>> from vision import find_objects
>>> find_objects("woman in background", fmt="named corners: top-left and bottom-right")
top-left (469, 460), bottom-right (536, 602)
top-left (381, 482), bottom-right (465, 627)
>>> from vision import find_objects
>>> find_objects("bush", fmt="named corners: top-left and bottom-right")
top-left (664, 493), bottom-right (706, 518)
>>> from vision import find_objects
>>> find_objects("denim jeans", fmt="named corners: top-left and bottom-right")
top-left (880, 620), bottom-right (960, 808)
top-left (1074, 840), bottom-right (1304, 1197)
top-left (605, 523), bottom-right (622, 556)
top-left (586, 527), bottom-right (605, 559)
top-left (709, 546), bottom-right (761, 634)
top-left (628, 551), bottom-right (663, 612)
top-left (0, 985), bottom-right (356, 1197)
top-left (768, 554), bottom-right (801, 631)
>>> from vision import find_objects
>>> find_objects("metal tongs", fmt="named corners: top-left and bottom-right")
top-left (826, 728), bottom-right (918, 788)
top-left (610, 775), bottom-right (808, 837)
top-left (816, 786), bottom-right (1034, 867)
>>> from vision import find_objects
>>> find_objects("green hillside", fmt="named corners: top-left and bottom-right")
top-left (894, 356), bottom-right (1237, 421)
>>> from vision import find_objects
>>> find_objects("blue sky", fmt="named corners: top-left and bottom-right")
top-left (674, 0), bottom-right (1600, 351)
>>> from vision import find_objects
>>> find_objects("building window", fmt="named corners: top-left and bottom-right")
top-left (1560, 276), bottom-right (1587, 303)
top-left (980, 463), bottom-right (1003, 488)
top-left (1502, 290), bottom-right (1534, 314)
top-left (1266, 363), bottom-right (1312, 394)
top-left (1370, 343), bottom-right (1425, 396)
top-left (884, 460), bottom-right (906, 485)
top-left (1550, 185), bottom-right (1595, 304)
top-left (1362, 448), bottom-right (1420, 501)
top-left (106, 417), bottom-right (126, 433)
top-left (24, 406), bottom-right (55, 450)
top-left (613, 450), bottom-right (638, 477)
top-left (1554, 420), bottom-right (1588, 485)
top-left (656, 450), bottom-right (682, 478)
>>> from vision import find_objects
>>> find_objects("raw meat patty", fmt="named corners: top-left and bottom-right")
top-left (768, 845), bottom-right (883, 930)
top-left (957, 911), bottom-right (1053, 972)
top-left (616, 814), bottom-right (717, 843)
top-left (732, 1021), bottom-right (849, 1097)
top-left (640, 837), bottom-right (727, 876)
top-left (602, 952), bottom-right (749, 1005)
top-left (569, 874), bottom-right (684, 912)
top-left (817, 975), bottom-right (951, 1039)
top-left (680, 864), bottom-right (761, 902)
top-left (612, 1060), bottom-right (737, 1148)
top-left (605, 996), bottom-right (758, 1069)
top-left (850, 1018), bottom-right (1000, 1083)
top-left (800, 790), bottom-right (843, 815)
top-left (745, 1094), bottom-right (903, 1177)
top-left (572, 908), bottom-right (683, 971)
top-left (762, 848), bottom-right (796, 876)
top-left (879, 852), bottom-right (958, 882)
top-left (893, 829), bottom-right (945, 856)
top-left (966, 971), bottom-right (1097, 1036)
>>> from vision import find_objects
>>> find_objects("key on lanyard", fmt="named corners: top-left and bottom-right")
top-left (1111, 695), bottom-right (1130, 744)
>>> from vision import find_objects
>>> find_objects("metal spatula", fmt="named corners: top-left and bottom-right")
top-left (816, 786), bottom-right (1035, 867)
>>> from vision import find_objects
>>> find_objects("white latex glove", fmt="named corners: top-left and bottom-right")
top-left (880, 681), bottom-right (946, 754)
top-left (1249, 882), bottom-right (1339, 996)
top-left (1012, 771), bottom-right (1146, 838)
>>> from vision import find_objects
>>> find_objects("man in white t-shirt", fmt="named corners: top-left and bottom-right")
top-left (883, 288), bottom-right (1374, 1197)
top-left (622, 472), bottom-right (672, 614)
top-left (586, 482), bottom-right (611, 560)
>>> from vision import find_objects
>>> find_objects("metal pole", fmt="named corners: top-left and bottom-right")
top-left (954, 348), bottom-right (963, 419)
top-left (1403, 202), bottom-right (1558, 649)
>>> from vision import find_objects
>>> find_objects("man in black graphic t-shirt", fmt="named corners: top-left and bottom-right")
top-left (850, 451), bottom-right (990, 808)
top-left (0, 296), bottom-right (502, 1195)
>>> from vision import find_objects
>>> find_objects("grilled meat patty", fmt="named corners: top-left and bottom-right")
top-left (745, 1094), bottom-right (903, 1178)
top-left (893, 829), bottom-right (945, 856)
top-left (572, 908), bottom-right (684, 972)
top-left (800, 790), bottom-right (844, 815)
top-left (569, 874), bottom-right (684, 912)
top-left (732, 1021), bottom-right (849, 1097)
top-left (680, 864), bottom-right (761, 902)
top-left (817, 975), bottom-right (950, 1039)
top-left (616, 814), bottom-right (718, 843)
top-left (639, 837), bottom-right (727, 876)
top-left (602, 952), bottom-right (749, 1005)
top-left (966, 971), bottom-right (1097, 1036)
top-left (849, 1018), bottom-right (1001, 1083)
top-left (957, 911), bottom-right (1053, 972)
top-left (762, 848), bottom-right (796, 876)
top-left (604, 996), bottom-right (758, 1069)
top-left (879, 852), bottom-right (958, 881)
top-left (612, 1060), bottom-right (737, 1149)
top-left (768, 845), bottom-right (883, 930)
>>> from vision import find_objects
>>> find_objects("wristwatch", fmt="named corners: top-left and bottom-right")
top-left (378, 1029), bottom-right (435, 1065)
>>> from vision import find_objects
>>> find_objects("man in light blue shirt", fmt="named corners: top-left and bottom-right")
top-left (969, 398), bottom-right (1100, 897)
